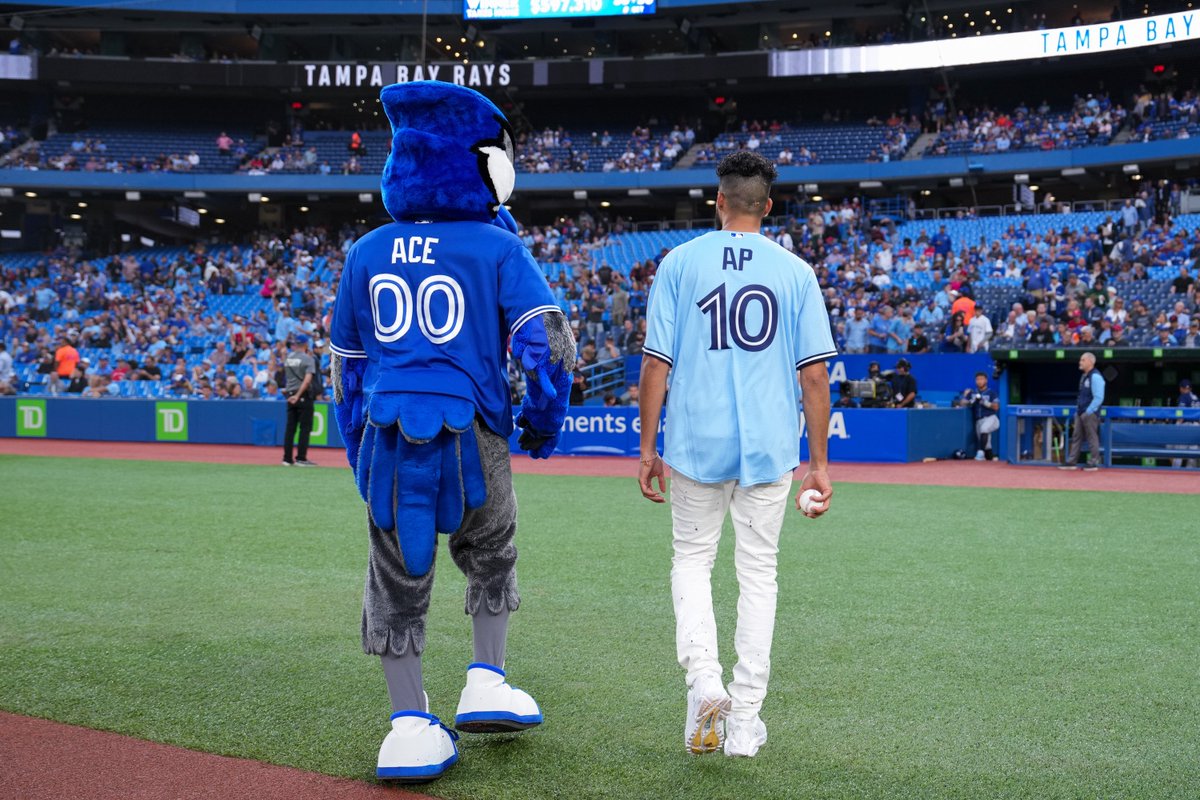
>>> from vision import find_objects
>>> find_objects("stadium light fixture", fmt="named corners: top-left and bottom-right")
top-left (183, 190), bottom-right (205, 199)
top-left (299, 206), bottom-right (310, 212)
top-left (260, 196), bottom-right (271, 203)
top-left (69, 213), bottom-right (81, 220)
top-left (573, 190), bottom-right (588, 200)
top-left (1, 229), bottom-right (21, 239)
top-left (948, 177), bottom-right (964, 188)
top-left (358, 193), bottom-right (374, 203)
top-left (803, 183), bottom-right (819, 193)
top-left (1029, 185), bottom-right (1040, 192)
top-left (705, 200), bottom-right (716, 206)
top-left (215, 218), bottom-right (227, 224)
top-left (197, 208), bottom-right (208, 214)
top-left (248, 192), bottom-right (262, 203)
top-left (859, 180), bottom-right (883, 189)
top-left (78, 201), bottom-right (88, 207)
top-left (688, 189), bottom-right (703, 199)
top-left (1062, 167), bottom-right (1086, 177)
top-left (1131, 174), bottom-right (1143, 181)
top-left (125, 191), bottom-right (140, 201)
top-left (811, 195), bottom-right (823, 202)
top-left (0, 187), bottom-right (12, 197)
top-left (628, 189), bottom-right (650, 197)
top-left (1122, 164), bottom-right (1140, 174)
top-left (1014, 173), bottom-right (1029, 184)
top-left (920, 189), bottom-right (932, 196)
top-left (599, 201), bottom-right (611, 208)
top-left (24, 191), bottom-right (36, 198)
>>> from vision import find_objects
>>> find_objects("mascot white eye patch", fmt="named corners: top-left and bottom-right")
top-left (479, 144), bottom-right (515, 205)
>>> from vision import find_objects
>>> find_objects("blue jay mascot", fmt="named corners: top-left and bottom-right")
top-left (328, 81), bottom-right (574, 783)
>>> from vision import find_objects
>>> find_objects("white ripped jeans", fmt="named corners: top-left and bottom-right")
top-left (669, 471), bottom-right (791, 720)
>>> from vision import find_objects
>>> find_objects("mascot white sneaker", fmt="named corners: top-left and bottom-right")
top-left (455, 662), bottom-right (543, 732)
top-left (377, 711), bottom-right (460, 782)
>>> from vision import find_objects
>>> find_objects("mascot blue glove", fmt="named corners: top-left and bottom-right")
top-left (512, 315), bottom-right (571, 459)
top-left (332, 354), bottom-right (368, 471)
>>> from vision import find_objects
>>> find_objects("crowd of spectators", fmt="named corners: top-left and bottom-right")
top-left (924, 92), bottom-right (1125, 156)
top-left (1, 185), bottom-right (1197, 402)
top-left (511, 124), bottom-right (692, 174)
top-left (0, 226), bottom-right (352, 399)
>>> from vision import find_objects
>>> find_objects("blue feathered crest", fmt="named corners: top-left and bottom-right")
top-left (380, 81), bottom-right (516, 224)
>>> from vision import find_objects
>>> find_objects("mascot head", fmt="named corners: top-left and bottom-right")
top-left (379, 81), bottom-right (516, 224)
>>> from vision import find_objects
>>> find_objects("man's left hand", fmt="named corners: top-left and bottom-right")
top-left (287, 394), bottom-right (298, 405)
top-left (795, 468), bottom-right (833, 519)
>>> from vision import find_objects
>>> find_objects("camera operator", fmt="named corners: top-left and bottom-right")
top-left (959, 371), bottom-right (1000, 460)
top-left (889, 358), bottom-right (917, 409)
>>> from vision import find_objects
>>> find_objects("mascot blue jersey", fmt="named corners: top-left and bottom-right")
top-left (330, 219), bottom-right (558, 438)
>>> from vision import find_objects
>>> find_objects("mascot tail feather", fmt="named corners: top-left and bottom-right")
top-left (360, 392), bottom-right (487, 577)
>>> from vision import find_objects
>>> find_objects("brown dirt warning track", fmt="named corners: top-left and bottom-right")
top-left (0, 437), bottom-right (1194, 800)
top-left (0, 437), bottom-right (1193, 493)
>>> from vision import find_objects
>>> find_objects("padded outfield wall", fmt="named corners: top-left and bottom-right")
top-left (0, 355), bottom-right (992, 462)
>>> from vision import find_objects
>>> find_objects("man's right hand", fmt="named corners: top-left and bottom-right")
top-left (638, 454), bottom-right (667, 503)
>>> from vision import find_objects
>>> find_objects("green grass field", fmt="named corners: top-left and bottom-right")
top-left (1, 454), bottom-right (1198, 799)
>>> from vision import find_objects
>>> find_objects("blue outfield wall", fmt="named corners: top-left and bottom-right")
top-left (2, 397), bottom-right (973, 463)
top-left (0, 397), bottom-right (344, 449)
top-left (504, 405), bottom-right (972, 463)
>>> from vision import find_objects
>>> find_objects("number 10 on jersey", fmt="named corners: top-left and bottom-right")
top-left (697, 283), bottom-right (779, 352)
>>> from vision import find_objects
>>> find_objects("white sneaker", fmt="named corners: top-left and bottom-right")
top-left (974, 450), bottom-right (985, 461)
top-left (376, 711), bottom-right (459, 782)
top-left (684, 675), bottom-right (731, 754)
top-left (455, 662), bottom-right (543, 733)
top-left (724, 715), bottom-right (768, 757)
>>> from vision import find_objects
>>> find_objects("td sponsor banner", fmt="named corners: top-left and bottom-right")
top-left (155, 401), bottom-right (189, 442)
top-left (16, 398), bottom-right (46, 437)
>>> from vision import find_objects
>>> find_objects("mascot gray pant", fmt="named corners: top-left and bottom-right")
top-left (363, 421), bottom-right (518, 712)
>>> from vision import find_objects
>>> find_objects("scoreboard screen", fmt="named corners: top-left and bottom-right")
top-left (464, 0), bottom-right (655, 21)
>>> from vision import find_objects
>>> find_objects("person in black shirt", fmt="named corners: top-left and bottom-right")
top-left (889, 358), bottom-right (918, 408)
top-left (1171, 266), bottom-right (1194, 297)
top-left (1028, 316), bottom-right (1056, 345)
top-left (906, 323), bottom-right (929, 354)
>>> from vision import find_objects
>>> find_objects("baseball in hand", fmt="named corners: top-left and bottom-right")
top-left (799, 489), bottom-right (825, 514)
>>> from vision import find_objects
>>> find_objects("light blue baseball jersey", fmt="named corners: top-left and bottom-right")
top-left (644, 230), bottom-right (836, 486)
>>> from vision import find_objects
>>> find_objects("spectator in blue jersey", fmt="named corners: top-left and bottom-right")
top-left (844, 307), bottom-right (870, 354)
top-left (931, 225), bottom-right (952, 259)
top-left (961, 371), bottom-right (1000, 460)
top-left (916, 297), bottom-right (945, 329)
top-left (887, 308), bottom-right (913, 354)
top-left (638, 150), bottom-right (835, 760)
top-left (867, 305), bottom-right (894, 354)
top-left (1060, 351), bottom-right (1105, 471)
